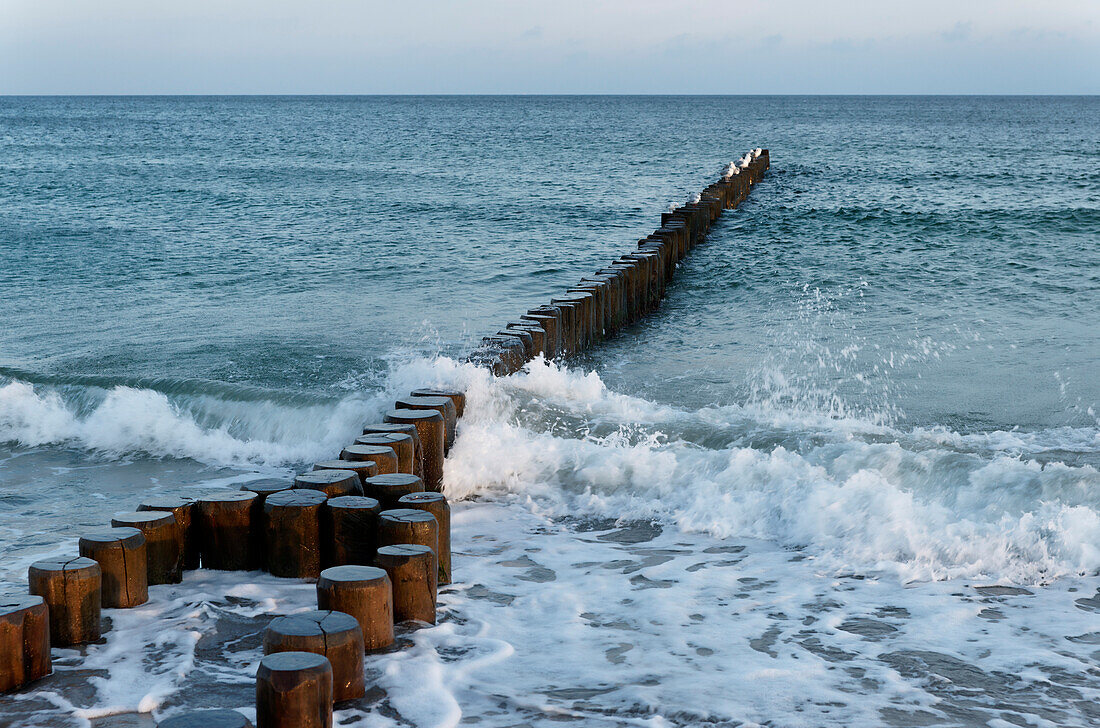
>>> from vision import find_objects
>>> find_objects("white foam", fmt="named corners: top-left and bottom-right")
top-left (443, 358), bottom-right (1100, 584)
top-left (4, 354), bottom-right (1098, 586)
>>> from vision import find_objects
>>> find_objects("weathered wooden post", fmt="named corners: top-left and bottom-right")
top-left (316, 565), bottom-right (394, 651)
top-left (508, 323), bottom-right (545, 358)
top-left (395, 394), bottom-right (458, 452)
top-left (362, 473), bottom-right (425, 509)
top-left (138, 495), bottom-right (199, 570)
top-left (239, 481), bottom-right (292, 571)
top-left (548, 298), bottom-right (580, 355)
top-left (520, 310), bottom-right (560, 359)
top-left (376, 509), bottom-right (438, 563)
top-left (197, 490), bottom-right (259, 570)
top-left (78, 528), bottom-right (148, 608)
top-left (263, 610), bottom-right (364, 702)
top-left (311, 460), bottom-right (377, 490)
top-left (374, 544), bottom-right (436, 624)
top-left (339, 443), bottom-right (398, 476)
top-left (111, 511), bottom-right (182, 585)
top-left (496, 328), bottom-right (535, 363)
top-left (296, 469), bottom-right (363, 498)
top-left (363, 423), bottom-right (423, 478)
top-left (255, 651), bottom-right (332, 728)
top-left (397, 491), bottom-right (451, 585)
top-left (354, 433), bottom-right (415, 474)
top-left (383, 409), bottom-right (445, 491)
top-left (410, 388), bottom-right (466, 418)
top-left (321, 495), bottom-right (381, 567)
top-left (28, 557), bottom-right (101, 646)
top-left (0, 595), bottom-right (51, 691)
top-left (264, 489), bottom-right (327, 579)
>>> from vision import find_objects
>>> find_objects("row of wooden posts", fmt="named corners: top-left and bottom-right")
top-left (1, 150), bottom-right (770, 727)
top-left (468, 149), bottom-right (770, 373)
top-left (2, 388), bottom-right (466, 728)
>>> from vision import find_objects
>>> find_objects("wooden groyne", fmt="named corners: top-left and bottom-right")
top-left (470, 148), bottom-right (770, 373)
top-left (1, 149), bottom-right (770, 727)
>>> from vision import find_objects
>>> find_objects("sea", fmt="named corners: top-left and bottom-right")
top-left (1, 95), bottom-right (1098, 727)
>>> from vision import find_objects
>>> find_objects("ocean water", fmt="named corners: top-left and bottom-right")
top-left (1, 96), bottom-right (1099, 727)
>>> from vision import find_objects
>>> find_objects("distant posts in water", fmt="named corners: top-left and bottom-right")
top-left (111, 510), bottom-right (183, 585)
top-left (138, 495), bottom-right (199, 571)
top-left (78, 527), bottom-right (148, 608)
top-left (374, 544), bottom-right (437, 625)
top-left (296, 469), bottom-right (362, 498)
top-left (262, 610), bottom-right (364, 702)
top-left (316, 565), bottom-right (394, 652)
top-left (28, 557), bottom-right (101, 646)
top-left (354, 433), bottom-right (415, 474)
top-left (321, 496), bottom-right (381, 567)
top-left (383, 409), bottom-right (445, 492)
top-left (398, 491), bottom-right (451, 586)
top-left (157, 709), bottom-right (253, 728)
top-left (255, 651), bottom-right (333, 728)
top-left (466, 150), bottom-right (767, 374)
top-left (264, 489), bottom-right (327, 579)
top-left (196, 490), bottom-right (259, 571)
top-left (339, 444), bottom-right (398, 476)
top-left (0, 595), bottom-right (51, 692)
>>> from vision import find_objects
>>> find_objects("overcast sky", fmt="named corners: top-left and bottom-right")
top-left (2, 0), bottom-right (1097, 94)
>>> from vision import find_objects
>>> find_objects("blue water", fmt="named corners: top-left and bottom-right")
top-left (1, 96), bottom-right (1099, 727)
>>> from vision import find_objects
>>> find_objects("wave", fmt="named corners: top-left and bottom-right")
top-left (3, 357), bottom-right (1099, 585)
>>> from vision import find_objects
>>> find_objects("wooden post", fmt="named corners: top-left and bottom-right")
top-left (240, 482), bottom-right (292, 572)
top-left (508, 323), bottom-right (545, 357)
top-left (363, 473), bottom-right (425, 509)
top-left (255, 651), bottom-right (332, 728)
top-left (376, 509), bottom-right (438, 561)
top-left (264, 489), bottom-right (327, 579)
top-left (295, 470), bottom-right (362, 498)
top-left (383, 409), bottom-right (445, 492)
top-left (0, 596), bottom-right (50, 691)
top-left (138, 495), bottom-right (199, 570)
top-left (111, 511), bottom-right (182, 585)
top-left (156, 709), bottom-right (253, 727)
top-left (321, 496), bottom-right (380, 567)
top-left (299, 470), bottom-right (363, 499)
top-left (263, 610), bottom-right (364, 702)
top-left (497, 328), bottom-right (534, 362)
top-left (339, 444), bottom-right (398, 476)
top-left (374, 545), bottom-right (436, 625)
top-left (28, 557), bottom-right (101, 646)
top-left (311, 461), bottom-right (376, 490)
top-left (410, 388), bottom-right (466, 418)
top-left (394, 394), bottom-right (457, 452)
top-left (548, 298), bottom-right (580, 355)
top-left (354, 433), bottom-right (414, 474)
top-left (316, 565), bottom-right (393, 652)
top-left (78, 527), bottom-right (148, 608)
top-left (397, 491), bottom-right (451, 585)
top-left (196, 490), bottom-right (259, 571)
top-left (362, 423), bottom-right (423, 479)
top-left (519, 312), bottom-right (559, 359)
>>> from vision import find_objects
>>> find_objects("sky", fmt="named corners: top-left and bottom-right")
top-left (1, 0), bottom-right (1098, 94)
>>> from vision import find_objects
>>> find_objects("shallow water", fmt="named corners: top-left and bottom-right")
top-left (1, 96), bottom-right (1099, 727)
